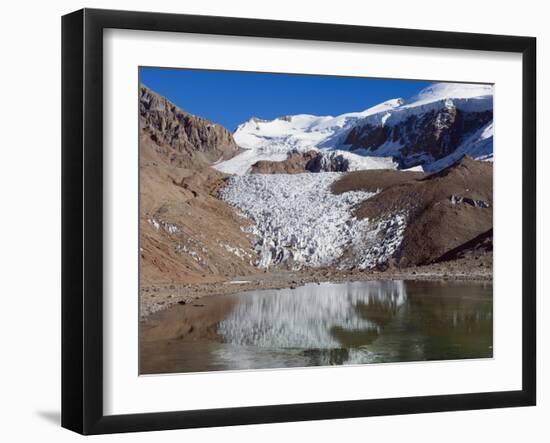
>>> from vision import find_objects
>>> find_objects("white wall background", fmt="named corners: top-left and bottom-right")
top-left (0, 0), bottom-right (546, 441)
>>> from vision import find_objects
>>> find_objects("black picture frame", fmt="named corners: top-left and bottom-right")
top-left (61, 8), bottom-right (537, 435)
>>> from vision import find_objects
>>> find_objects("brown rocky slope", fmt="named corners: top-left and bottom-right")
top-left (332, 156), bottom-right (493, 267)
top-left (139, 86), bottom-right (258, 286)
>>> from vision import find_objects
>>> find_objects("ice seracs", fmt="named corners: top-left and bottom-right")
top-left (219, 173), bottom-right (407, 270)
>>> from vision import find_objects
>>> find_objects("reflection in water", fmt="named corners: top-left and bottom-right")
top-left (218, 281), bottom-right (405, 349)
top-left (140, 280), bottom-right (492, 374)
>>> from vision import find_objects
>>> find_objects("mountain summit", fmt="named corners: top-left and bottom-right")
top-left (411, 82), bottom-right (493, 104)
top-left (215, 82), bottom-right (493, 174)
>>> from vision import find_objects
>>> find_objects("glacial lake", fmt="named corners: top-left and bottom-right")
top-left (140, 280), bottom-right (493, 374)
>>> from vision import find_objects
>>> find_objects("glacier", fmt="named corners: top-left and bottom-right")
top-left (219, 173), bottom-right (407, 270)
top-left (214, 82), bottom-right (493, 271)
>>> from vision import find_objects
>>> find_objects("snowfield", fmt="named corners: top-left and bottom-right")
top-left (220, 173), bottom-right (407, 270)
top-left (410, 82), bottom-right (493, 105)
top-left (214, 98), bottom-right (403, 175)
top-left (232, 98), bottom-right (404, 153)
top-left (213, 82), bottom-right (493, 174)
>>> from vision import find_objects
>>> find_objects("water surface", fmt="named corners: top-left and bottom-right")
top-left (140, 280), bottom-right (492, 374)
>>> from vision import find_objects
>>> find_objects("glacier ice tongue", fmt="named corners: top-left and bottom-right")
top-left (220, 173), bottom-right (406, 270)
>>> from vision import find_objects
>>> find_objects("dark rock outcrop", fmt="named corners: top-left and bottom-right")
top-left (306, 152), bottom-right (350, 172)
top-left (250, 150), bottom-right (318, 174)
top-left (344, 106), bottom-right (493, 169)
top-left (139, 85), bottom-right (240, 167)
top-left (250, 150), bottom-right (352, 174)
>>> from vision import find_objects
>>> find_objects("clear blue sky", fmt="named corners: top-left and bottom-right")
top-left (140, 67), bottom-right (433, 131)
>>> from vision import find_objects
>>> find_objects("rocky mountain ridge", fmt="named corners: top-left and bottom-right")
top-left (139, 86), bottom-right (258, 285)
top-left (140, 85), bottom-right (240, 168)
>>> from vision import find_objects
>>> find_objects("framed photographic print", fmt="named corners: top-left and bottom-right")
top-left (61, 8), bottom-right (536, 435)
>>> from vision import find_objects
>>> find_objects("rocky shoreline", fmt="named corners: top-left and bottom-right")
top-left (140, 254), bottom-right (492, 319)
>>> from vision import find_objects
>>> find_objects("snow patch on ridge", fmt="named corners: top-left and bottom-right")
top-left (213, 148), bottom-right (288, 175)
top-left (219, 173), bottom-right (406, 270)
top-left (412, 82), bottom-right (493, 105)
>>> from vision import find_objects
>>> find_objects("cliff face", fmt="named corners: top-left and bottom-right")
top-left (139, 85), bottom-right (240, 167)
top-left (344, 107), bottom-right (493, 169)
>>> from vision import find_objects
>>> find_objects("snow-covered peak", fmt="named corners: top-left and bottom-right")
top-left (337, 98), bottom-right (405, 120)
top-left (412, 82), bottom-right (493, 105)
top-left (352, 83), bottom-right (493, 130)
top-left (214, 82), bottom-right (493, 175)
top-left (363, 97), bottom-right (405, 113)
top-left (233, 98), bottom-right (406, 152)
top-left (239, 98), bottom-right (405, 129)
